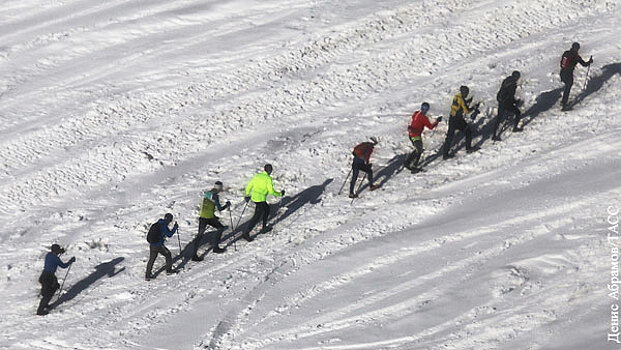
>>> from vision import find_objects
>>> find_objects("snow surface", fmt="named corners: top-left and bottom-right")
top-left (1, 0), bottom-right (620, 349)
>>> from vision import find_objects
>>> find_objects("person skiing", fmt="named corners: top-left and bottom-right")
top-left (493, 70), bottom-right (523, 141)
top-left (145, 213), bottom-right (179, 280)
top-left (242, 164), bottom-right (284, 242)
top-left (191, 181), bottom-right (230, 261)
top-left (406, 102), bottom-right (441, 172)
top-left (560, 42), bottom-right (593, 111)
top-left (442, 85), bottom-right (479, 159)
top-left (349, 137), bottom-right (380, 198)
top-left (37, 244), bottom-right (75, 315)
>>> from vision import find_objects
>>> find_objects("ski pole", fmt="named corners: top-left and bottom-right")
top-left (583, 56), bottom-right (592, 90)
top-left (337, 168), bottom-right (352, 195)
top-left (56, 264), bottom-right (72, 303)
top-left (234, 201), bottom-right (249, 251)
top-left (176, 225), bottom-right (182, 256)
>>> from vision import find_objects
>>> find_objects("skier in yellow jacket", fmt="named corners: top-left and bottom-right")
top-left (242, 164), bottom-right (284, 242)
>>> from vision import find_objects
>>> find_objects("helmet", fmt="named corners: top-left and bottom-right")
top-left (164, 213), bottom-right (173, 222)
top-left (421, 102), bottom-right (430, 112)
top-left (369, 136), bottom-right (379, 145)
top-left (512, 70), bottom-right (521, 79)
top-left (51, 244), bottom-right (62, 254)
top-left (460, 85), bottom-right (470, 97)
top-left (571, 42), bottom-right (580, 51)
top-left (264, 163), bottom-right (273, 174)
top-left (214, 181), bottom-right (223, 191)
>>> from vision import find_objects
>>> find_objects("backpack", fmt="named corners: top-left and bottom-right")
top-left (560, 51), bottom-right (574, 70)
top-left (353, 143), bottom-right (372, 159)
top-left (146, 222), bottom-right (161, 244)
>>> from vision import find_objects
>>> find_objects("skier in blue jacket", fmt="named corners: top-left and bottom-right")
top-left (37, 244), bottom-right (75, 315)
top-left (145, 213), bottom-right (179, 280)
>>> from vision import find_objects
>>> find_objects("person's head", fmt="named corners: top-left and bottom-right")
top-left (460, 85), bottom-right (470, 97)
top-left (264, 163), bottom-right (273, 175)
top-left (571, 42), bottom-right (580, 52)
top-left (213, 181), bottom-right (223, 193)
top-left (369, 136), bottom-right (379, 145)
top-left (51, 244), bottom-right (63, 255)
top-left (163, 213), bottom-right (173, 224)
top-left (512, 70), bottom-right (521, 80)
top-left (421, 102), bottom-right (430, 114)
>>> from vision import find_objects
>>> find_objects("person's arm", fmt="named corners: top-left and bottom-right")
top-left (459, 96), bottom-right (472, 114)
top-left (55, 255), bottom-right (71, 269)
top-left (245, 178), bottom-right (254, 197)
top-left (267, 177), bottom-right (283, 197)
top-left (423, 116), bottom-right (436, 130)
top-left (213, 193), bottom-right (225, 211)
top-left (161, 222), bottom-right (177, 238)
top-left (577, 54), bottom-right (589, 67)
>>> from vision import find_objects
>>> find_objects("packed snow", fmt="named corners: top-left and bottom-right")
top-left (1, 0), bottom-right (620, 349)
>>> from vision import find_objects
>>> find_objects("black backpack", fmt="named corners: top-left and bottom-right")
top-left (146, 222), bottom-right (162, 244)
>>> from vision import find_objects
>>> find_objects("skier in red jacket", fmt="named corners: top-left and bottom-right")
top-left (349, 137), bottom-right (380, 198)
top-left (560, 42), bottom-right (592, 111)
top-left (406, 102), bottom-right (441, 172)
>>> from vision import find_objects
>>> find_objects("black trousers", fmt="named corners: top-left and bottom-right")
top-left (244, 202), bottom-right (270, 236)
top-left (193, 217), bottom-right (225, 255)
top-left (37, 271), bottom-right (59, 314)
top-left (350, 157), bottom-right (374, 194)
top-left (560, 70), bottom-right (573, 107)
top-left (406, 138), bottom-right (424, 169)
top-left (443, 115), bottom-right (472, 156)
top-left (494, 102), bottom-right (521, 136)
top-left (146, 245), bottom-right (173, 277)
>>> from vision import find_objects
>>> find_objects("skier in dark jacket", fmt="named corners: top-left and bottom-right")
top-left (560, 42), bottom-right (592, 111)
top-left (145, 213), bottom-right (178, 280)
top-left (349, 137), bottom-right (380, 198)
top-left (406, 102), bottom-right (441, 172)
top-left (192, 181), bottom-right (230, 261)
top-left (442, 86), bottom-right (480, 159)
top-left (493, 71), bottom-right (523, 141)
top-left (37, 244), bottom-right (75, 315)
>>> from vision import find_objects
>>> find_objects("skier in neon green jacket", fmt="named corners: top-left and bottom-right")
top-left (242, 164), bottom-right (284, 241)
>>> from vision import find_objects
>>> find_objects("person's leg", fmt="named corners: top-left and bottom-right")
top-left (261, 202), bottom-right (270, 229)
top-left (37, 273), bottom-right (57, 314)
top-left (207, 219), bottom-right (226, 248)
top-left (561, 72), bottom-right (573, 108)
top-left (454, 116), bottom-right (472, 150)
top-left (493, 103), bottom-right (504, 139)
top-left (443, 116), bottom-right (456, 157)
top-left (146, 245), bottom-right (158, 278)
top-left (160, 245), bottom-right (174, 273)
top-left (243, 203), bottom-right (263, 238)
top-left (349, 158), bottom-right (361, 195)
top-left (512, 105), bottom-right (522, 130)
top-left (192, 218), bottom-right (208, 257)
top-left (411, 139), bottom-right (423, 168)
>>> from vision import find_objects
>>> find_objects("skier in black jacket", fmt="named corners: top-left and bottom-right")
top-left (560, 42), bottom-right (592, 111)
top-left (493, 71), bottom-right (522, 141)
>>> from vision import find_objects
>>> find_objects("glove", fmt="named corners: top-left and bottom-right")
top-left (173, 222), bottom-right (179, 230)
top-left (69, 257), bottom-right (76, 263)
top-left (245, 196), bottom-right (251, 203)
top-left (588, 56), bottom-right (593, 65)
top-left (225, 201), bottom-right (231, 208)
top-left (281, 190), bottom-right (285, 196)
top-left (436, 116), bottom-right (443, 123)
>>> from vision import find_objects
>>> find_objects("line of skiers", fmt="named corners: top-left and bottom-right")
top-left (38, 42), bottom-right (593, 315)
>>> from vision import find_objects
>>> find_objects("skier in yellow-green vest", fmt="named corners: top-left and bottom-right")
top-left (242, 164), bottom-right (284, 242)
top-left (192, 181), bottom-right (230, 261)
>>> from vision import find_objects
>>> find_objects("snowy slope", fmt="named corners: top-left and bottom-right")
top-left (1, 0), bottom-right (620, 349)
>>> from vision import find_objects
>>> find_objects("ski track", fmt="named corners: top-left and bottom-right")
top-left (0, 0), bottom-right (620, 349)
